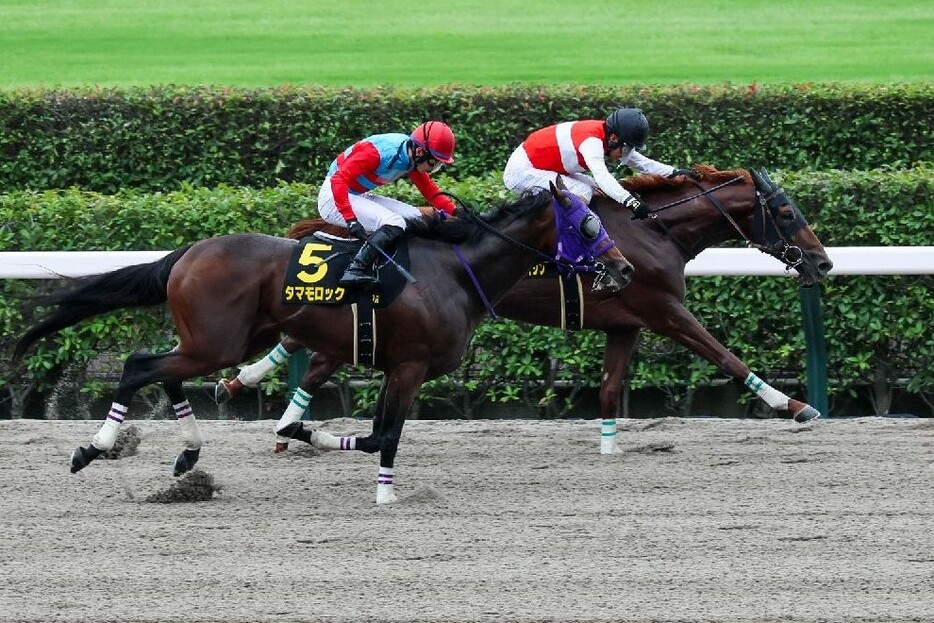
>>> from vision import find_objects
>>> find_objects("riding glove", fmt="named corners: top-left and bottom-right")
top-left (625, 194), bottom-right (649, 220)
top-left (346, 219), bottom-right (367, 240)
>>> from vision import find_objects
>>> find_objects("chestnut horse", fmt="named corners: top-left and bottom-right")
top-left (219, 166), bottom-right (833, 453)
top-left (14, 180), bottom-right (632, 503)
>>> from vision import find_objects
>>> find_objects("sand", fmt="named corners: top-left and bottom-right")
top-left (1, 416), bottom-right (932, 623)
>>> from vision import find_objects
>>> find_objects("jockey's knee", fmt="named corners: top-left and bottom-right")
top-left (382, 213), bottom-right (408, 230)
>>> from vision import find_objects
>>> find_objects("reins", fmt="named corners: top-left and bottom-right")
top-left (643, 175), bottom-right (745, 260)
top-left (440, 193), bottom-right (591, 319)
top-left (441, 193), bottom-right (612, 320)
top-left (643, 176), bottom-right (745, 215)
top-left (447, 194), bottom-right (581, 270)
top-left (643, 173), bottom-right (804, 269)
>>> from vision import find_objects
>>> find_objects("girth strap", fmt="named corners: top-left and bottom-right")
top-left (559, 272), bottom-right (584, 331)
top-left (351, 301), bottom-right (376, 366)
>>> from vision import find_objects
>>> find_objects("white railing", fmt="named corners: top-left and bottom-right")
top-left (3, 247), bottom-right (934, 278)
top-left (3, 246), bottom-right (932, 419)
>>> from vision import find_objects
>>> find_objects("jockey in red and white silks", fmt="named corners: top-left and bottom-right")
top-left (503, 109), bottom-right (677, 213)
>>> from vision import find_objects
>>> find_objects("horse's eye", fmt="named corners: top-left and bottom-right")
top-left (580, 214), bottom-right (602, 240)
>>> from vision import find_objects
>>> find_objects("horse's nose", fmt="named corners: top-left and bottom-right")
top-left (617, 263), bottom-right (635, 290)
top-left (818, 258), bottom-right (834, 276)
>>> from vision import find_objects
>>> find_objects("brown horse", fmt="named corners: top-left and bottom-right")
top-left (219, 166), bottom-right (833, 453)
top-left (14, 180), bottom-right (633, 503)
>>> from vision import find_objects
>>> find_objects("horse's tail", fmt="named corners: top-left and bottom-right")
top-left (13, 245), bottom-right (193, 363)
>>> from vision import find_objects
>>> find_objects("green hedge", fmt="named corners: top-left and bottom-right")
top-left (2, 165), bottom-right (932, 417)
top-left (1, 83), bottom-right (930, 194)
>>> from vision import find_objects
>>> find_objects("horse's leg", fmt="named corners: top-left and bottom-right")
top-left (73, 345), bottom-right (239, 474)
top-left (272, 352), bottom-right (342, 453)
top-left (72, 349), bottom-right (208, 472)
top-left (70, 351), bottom-right (154, 472)
top-left (647, 302), bottom-right (820, 423)
top-left (163, 381), bottom-right (204, 476)
top-left (279, 375), bottom-right (385, 453)
top-left (598, 328), bottom-right (641, 454)
top-left (354, 367), bottom-right (424, 504)
top-left (302, 365), bottom-right (421, 504)
top-left (215, 336), bottom-right (303, 403)
top-left (281, 370), bottom-right (413, 504)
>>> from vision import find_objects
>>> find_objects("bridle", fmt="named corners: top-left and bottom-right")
top-left (642, 170), bottom-right (806, 270)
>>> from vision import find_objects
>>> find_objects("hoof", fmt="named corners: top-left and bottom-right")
top-left (793, 404), bottom-right (821, 423)
top-left (214, 378), bottom-right (240, 404)
top-left (70, 445), bottom-right (102, 473)
top-left (274, 442), bottom-right (289, 453)
top-left (173, 448), bottom-right (201, 477)
top-left (376, 492), bottom-right (398, 505)
top-left (277, 422), bottom-right (312, 445)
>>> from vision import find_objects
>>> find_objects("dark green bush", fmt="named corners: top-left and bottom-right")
top-left (1, 84), bottom-right (930, 193)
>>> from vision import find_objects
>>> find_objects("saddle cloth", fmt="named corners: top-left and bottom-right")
top-left (281, 232), bottom-right (411, 366)
top-left (281, 232), bottom-right (410, 308)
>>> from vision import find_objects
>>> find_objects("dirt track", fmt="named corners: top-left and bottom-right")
top-left (1, 416), bottom-right (932, 623)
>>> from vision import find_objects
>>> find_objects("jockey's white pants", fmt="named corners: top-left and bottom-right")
top-left (503, 145), bottom-right (598, 203)
top-left (318, 178), bottom-right (421, 233)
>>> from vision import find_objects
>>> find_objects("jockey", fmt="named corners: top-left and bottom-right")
top-left (318, 120), bottom-right (458, 288)
top-left (503, 107), bottom-right (687, 219)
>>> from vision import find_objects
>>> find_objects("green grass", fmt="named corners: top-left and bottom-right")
top-left (1, 0), bottom-right (932, 87)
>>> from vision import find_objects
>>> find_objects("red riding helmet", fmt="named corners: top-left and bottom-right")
top-left (411, 121), bottom-right (455, 164)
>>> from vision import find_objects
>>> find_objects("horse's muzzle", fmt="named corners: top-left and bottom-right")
top-left (593, 261), bottom-right (635, 292)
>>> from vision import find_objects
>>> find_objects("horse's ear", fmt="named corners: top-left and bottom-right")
top-left (749, 168), bottom-right (767, 191)
top-left (550, 176), bottom-right (572, 208)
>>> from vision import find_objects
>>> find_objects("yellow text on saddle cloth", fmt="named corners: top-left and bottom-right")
top-left (281, 233), bottom-right (410, 307)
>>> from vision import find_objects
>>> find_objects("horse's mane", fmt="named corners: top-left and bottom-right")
top-left (622, 164), bottom-right (750, 195)
top-left (285, 190), bottom-right (553, 245)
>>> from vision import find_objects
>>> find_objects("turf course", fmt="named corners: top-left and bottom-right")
top-left (1, 0), bottom-right (931, 87)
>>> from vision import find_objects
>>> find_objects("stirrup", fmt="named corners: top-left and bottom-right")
top-left (340, 267), bottom-right (378, 287)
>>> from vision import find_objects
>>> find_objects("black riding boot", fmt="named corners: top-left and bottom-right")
top-left (340, 225), bottom-right (404, 289)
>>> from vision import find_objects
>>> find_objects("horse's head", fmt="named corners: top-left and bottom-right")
top-left (747, 169), bottom-right (833, 286)
top-left (549, 177), bottom-right (634, 291)
top-left (624, 165), bottom-right (832, 287)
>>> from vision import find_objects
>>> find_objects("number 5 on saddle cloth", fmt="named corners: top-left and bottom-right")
top-left (280, 232), bottom-right (412, 365)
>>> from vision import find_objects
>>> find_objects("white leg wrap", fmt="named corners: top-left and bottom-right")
top-left (91, 403), bottom-right (127, 451)
top-left (238, 343), bottom-right (291, 387)
top-left (376, 466), bottom-right (397, 505)
top-left (744, 372), bottom-right (790, 410)
top-left (275, 388), bottom-right (311, 443)
top-left (309, 430), bottom-right (342, 450)
top-left (600, 418), bottom-right (617, 454)
top-left (174, 401), bottom-right (203, 450)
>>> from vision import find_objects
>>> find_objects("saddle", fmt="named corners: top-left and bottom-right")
top-left (281, 232), bottom-right (410, 308)
top-left (280, 232), bottom-right (411, 366)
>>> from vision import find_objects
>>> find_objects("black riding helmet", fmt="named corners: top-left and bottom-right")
top-left (605, 108), bottom-right (649, 151)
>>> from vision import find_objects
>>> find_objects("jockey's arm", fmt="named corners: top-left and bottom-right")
top-left (578, 137), bottom-right (632, 205)
top-left (623, 150), bottom-right (675, 177)
top-left (409, 170), bottom-right (457, 216)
